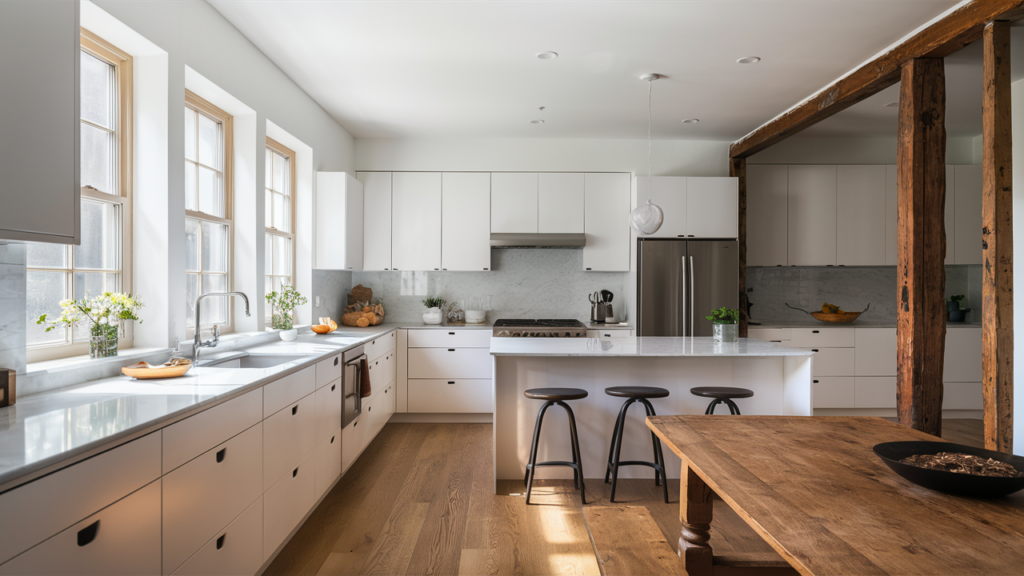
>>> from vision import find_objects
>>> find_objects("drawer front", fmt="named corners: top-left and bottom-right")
top-left (789, 327), bottom-right (854, 348)
top-left (408, 379), bottom-right (493, 413)
top-left (408, 347), bottom-right (491, 379)
top-left (366, 330), bottom-right (397, 361)
top-left (747, 328), bottom-right (791, 342)
top-left (0, 480), bottom-right (161, 576)
top-left (407, 329), bottom-right (491, 348)
top-left (264, 366), bottom-right (315, 418)
top-left (263, 450), bottom-right (315, 560)
top-left (263, 394), bottom-right (317, 490)
top-left (314, 429), bottom-right (342, 501)
top-left (943, 382), bottom-right (982, 410)
top-left (315, 354), bottom-right (342, 389)
top-left (171, 497), bottom-right (263, 576)
top-left (586, 329), bottom-right (632, 338)
top-left (804, 347), bottom-right (855, 377)
top-left (163, 424), bottom-right (263, 575)
top-left (163, 389), bottom-right (262, 473)
top-left (812, 377), bottom-right (855, 409)
top-left (365, 383), bottom-right (396, 437)
top-left (0, 432), bottom-right (161, 566)
top-left (368, 351), bottom-right (396, 396)
top-left (315, 379), bottom-right (342, 440)
top-left (944, 328), bottom-right (982, 383)
top-left (855, 377), bottom-right (897, 408)
top-left (854, 328), bottom-right (897, 376)
top-left (341, 416), bottom-right (368, 475)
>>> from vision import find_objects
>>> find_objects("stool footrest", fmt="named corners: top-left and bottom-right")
top-left (609, 460), bottom-right (665, 471)
top-left (528, 461), bottom-right (580, 469)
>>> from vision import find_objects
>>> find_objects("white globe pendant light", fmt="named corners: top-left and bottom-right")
top-left (630, 74), bottom-right (664, 235)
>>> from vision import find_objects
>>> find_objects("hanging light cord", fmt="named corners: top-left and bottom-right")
top-left (647, 77), bottom-right (652, 203)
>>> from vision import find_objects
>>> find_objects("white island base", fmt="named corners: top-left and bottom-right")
top-left (491, 337), bottom-right (814, 488)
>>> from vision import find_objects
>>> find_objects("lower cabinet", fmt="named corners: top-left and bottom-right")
top-left (408, 379), bottom-right (491, 413)
top-left (341, 416), bottom-right (367, 475)
top-left (171, 497), bottom-right (263, 576)
top-left (855, 377), bottom-right (897, 409)
top-left (812, 377), bottom-right (855, 409)
top-left (263, 450), bottom-right (316, 561)
top-left (314, 429), bottom-right (342, 500)
top-left (263, 394), bottom-right (318, 491)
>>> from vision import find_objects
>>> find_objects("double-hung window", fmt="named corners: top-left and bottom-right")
top-left (25, 30), bottom-right (133, 362)
top-left (265, 138), bottom-right (295, 322)
top-left (184, 91), bottom-right (233, 333)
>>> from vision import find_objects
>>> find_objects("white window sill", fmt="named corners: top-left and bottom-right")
top-left (26, 347), bottom-right (172, 375)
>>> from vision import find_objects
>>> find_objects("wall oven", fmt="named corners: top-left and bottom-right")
top-left (342, 345), bottom-right (366, 428)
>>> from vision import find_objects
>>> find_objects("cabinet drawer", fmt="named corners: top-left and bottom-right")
top-left (316, 354), bottom-right (342, 389)
top-left (944, 327), bottom-right (982, 382)
top-left (366, 330), bottom-right (397, 361)
top-left (171, 497), bottom-right (263, 576)
top-left (163, 389), bottom-right (262, 473)
top-left (408, 347), bottom-right (491, 379)
top-left (315, 379), bottom-right (342, 440)
top-left (264, 366), bottom-right (315, 418)
top-left (341, 416), bottom-right (368, 475)
top-left (944, 382), bottom-right (982, 410)
top-left (263, 393), bottom-right (317, 490)
top-left (364, 383), bottom-right (395, 436)
top-left (408, 379), bottom-right (493, 413)
top-left (407, 329), bottom-right (491, 348)
top-left (314, 429), bottom-right (342, 501)
top-left (586, 329), bottom-right (632, 338)
top-left (0, 481), bottom-right (161, 576)
top-left (263, 450), bottom-right (315, 561)
top-left (855, 377), bottom-right (897, 408)
top-left (804, 347), bottom-right (855, 377)
top-left (812, 377), bottom-right (855, 409)
top-left (0, 432), bottom-right (161, 566)
top-left (854, 328), bottom-right (897, 376)
top-left (746, 328), bottom-right (791, 342)
top-left (790, 328), bottom-right (854, 348)
top-left (368, 351), bottom-right (396, 395)
top-left (163, 424), bottom-right (263, 575)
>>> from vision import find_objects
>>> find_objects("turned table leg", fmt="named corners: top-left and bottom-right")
top-left (680, 463), bottom-right (714, 575)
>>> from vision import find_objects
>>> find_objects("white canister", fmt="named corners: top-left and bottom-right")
top-left (280, 328), bottom-right (298, 341)
top-left (422, 308), bottom-right (443, 325)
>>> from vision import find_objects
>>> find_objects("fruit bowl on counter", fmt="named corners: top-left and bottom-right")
top-left (786, 302), bottom-right (870, 324)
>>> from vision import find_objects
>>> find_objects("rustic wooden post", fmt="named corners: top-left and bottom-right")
top-left (731, 157), bottom-right (748, 338)
top-left (896, 58), bottom-right (947, 437)
top-left (679, 464), bottom-right (713, 575)
top-left (982, 21), bottom-right (1014, 453)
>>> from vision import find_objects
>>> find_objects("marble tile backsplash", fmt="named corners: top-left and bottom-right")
top-left (747, 265), bottom-right (982, 324)
top-left (0, 243), bottom-right (26, 374)
top-left (312, 270), bottom-right (353, 322)
top-left (351, 249), bottom-right (626, 323)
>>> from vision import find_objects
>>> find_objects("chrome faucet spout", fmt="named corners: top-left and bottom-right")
top-left (192, 291), bottom-right (251, 361)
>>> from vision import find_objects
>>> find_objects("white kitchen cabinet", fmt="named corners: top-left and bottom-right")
top-left (163, 390), bottom-right (263, 474)
top-left (539, 173), bottom-right (584, 233)
top-left (315, 172), bottom-right (363, 271)
top-left (441, 172), bottom-right (491, 271)
top-left (788, 165), bottom-right (837, 266)
top-left (367, 352), bottom-right (396, 397)
top-left (491, 172), bottom-right (538, 233)
top-left (263, 394), bottom-right (318, 491)
top-left (954, 165), bottom-right (983, 265)
top-left (341, 416), bottom-right (368, 475)
top-left (854, 328), bottom-right (897, 376)
top-left (263, 366), bottom-right (315, 418)
top-left (408, 348), bottom-right (491, 379)
top-left (407, 329), bottom-right (491, 348)
top-left (687, 178), bottom-right (738, 238)
top-left (837, 165), bottom-right (886, 265)
top-left (635, 177), bottom-right (686, 238)
top-left (802, 347), bottom-right (855, 377)
top-left (366, 330), bottom-right (397, 362)
top-left (316, 354), bottom-right (342, 389)
top-left (788, 328), bottom-right (854, 348)
top-left (746, 165), bottom-right (789, 266)
top-left (885, 165), bottom-right (898, 266)
top-left (812, 377), bottom-right (855, 409)
top-left (408, 380), bottom-right (492, 413)
top-left (583, 173), bottom-right (631, 271)
top-left (392, 172), bottom-right (442, 271)
top-left (359, 172), bottom-right (393, 271)
top-left (855, 377), bottom-right (897, 408)
top-left (944, 327), bottom-right (983, 383)
top-left (946, 165), bottom-right (956, 264)
top-left (315, 379), bottom-right (342, 440)
top-left (944, 382), bottom-right (983, 410)
top-left (314, 430), bottom-right (342, 500)
top-left (263, 450), bottom-right (315, 561)
top-left (0, 0), bottom-right (80, 244)
top-left (587, 329), bottom-right (633, 338)
top-left (170, 497), bottom-right (263, 576)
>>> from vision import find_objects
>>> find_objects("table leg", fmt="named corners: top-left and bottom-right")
top-left (680, 463), bottom-right (714, 576)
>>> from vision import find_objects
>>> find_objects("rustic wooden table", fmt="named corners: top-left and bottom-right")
top-left (646, 415), bottom-right (1024, 576)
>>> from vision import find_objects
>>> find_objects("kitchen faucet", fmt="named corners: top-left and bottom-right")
top-left (193, 292), bottom-right (251, 362)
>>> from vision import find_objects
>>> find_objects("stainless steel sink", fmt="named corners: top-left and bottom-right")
top-left (204, 354), bottom-right (306, 369)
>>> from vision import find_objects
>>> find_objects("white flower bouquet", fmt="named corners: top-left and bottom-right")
top-left (265, 285), bottom-right (308, 331)
top-left (37, 292), bottom-right (144, 358)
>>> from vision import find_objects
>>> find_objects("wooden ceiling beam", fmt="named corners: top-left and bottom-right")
top-left (730, 0), bottom-right (1024, 159)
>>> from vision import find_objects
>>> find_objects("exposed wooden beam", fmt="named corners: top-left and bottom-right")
top-left (896, 58), bottom-right (946, 437)
top-left (730, 157), bottom-right (748, 338)
top-left (730, 0), bottom-right (1024, 159)
top-left (982, 21), bottom-right (1014, 453)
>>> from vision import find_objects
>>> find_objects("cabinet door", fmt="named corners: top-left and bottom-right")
top-left (392, 172), bottom-right (442, 271)
top-left (441, 172), bottom-right (491, 271)
top-left (946, 165), bottom-right (955, 264)
top-left (788, 165), bottom-right (837, 266)
top-left (746, 165), bottom-right (788, 266)
top-left (263, 394), bottom-right (317, 490)
top-left (687, 178), bottom-right (738, 238)
top-left (583, 173), bottom-right (631, 271)
top-left (944, 327), bottom-right (982, 383)
top-left (0, 0), bottom-right (79, 244)
top-left (854, 328), bottom-right (897, 376)
top-left (408, 348), bottom-right (491, 379)
top-left (170, 497), bottom-right (263, 576)
top-left (359, 172), bottom-right (392, 270)
top-left (836, 165), bottom-right (886, 265)
top-left (341, 416), bottom-right (368, 474)
top-left (491, 173), bottom-right (537, 233)
top-left (953, 165), bottom-right (982, 265)
top-left (314, 430), bottom-right (342, 500)
top-left (635, 177), bottom-right (686, 238)
top-left (315, 379), bottom-right (342, 440)
top-left (855, 377), bottom-right (897, 408)
top-left (885, 165), bottom-right (898, 265)
top-left (812, 377), bottom-right (855, 409)
top-left (315, 173), bottom-right (362, 270)
top-left (263, 451), bottom-right (315, 561)
top-left (539, 173), bottom-right (584, 233)
top-left (408, 379), bottom-right (492, 413)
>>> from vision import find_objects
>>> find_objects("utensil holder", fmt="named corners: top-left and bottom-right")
top-left (591, 303), bottom-right (606, 323)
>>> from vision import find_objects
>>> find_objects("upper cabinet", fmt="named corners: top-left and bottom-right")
top-left (315, 173), bottom-right (362, 271)
top-left (836, 165), bottom-right (886, 266)
top-left (538, 173), bottom-right (584, 233)
top-left (788, 165), bottom-right (838, 266)
top-left (953, 165), bottom-right (982, 265)
top-left (584, 173), bottom-right (630, 272)
top-left (491, 172), bottom-right (537, 233)
top-left (636, 177), bottom-right (686, 238)
top-left (634, 177), bottom-right (737, 239)
top-left (441, 172), bottom-right (490, 271)
top-left (392, 172), bottom-right (442, 271)
top-left (0, 0), bottom-right (79, 243)
top-left (359, 172), bottom-right (392, 271)
top-left (747, 165), bottom-right (789, 266)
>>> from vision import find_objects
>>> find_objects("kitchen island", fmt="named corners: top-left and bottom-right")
top-left (490, 336), bottom-right (813, 487)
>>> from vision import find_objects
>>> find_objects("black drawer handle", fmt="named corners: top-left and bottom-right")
top-left (216, 448), bottom-right (226, 463)
top-left (812, 349), bottom-right (819, 352)
top-left (77, 520), bottom-right (100, 547)
top-left (331, 435), bottom-right (336, 444)
top-left (814, 380), bottom-right (820, 384)
top-left (331, 384), bottom-right (336, 392)
top-left (293, 467), bottom-right (299, 478)
top-left (448, 381), bottom-right (455, 385)
top-left (812, 330), bottom-right (820, 334)
top-left (354, 421), bottom-right (358, 427)
top-left (292, 406), bottom-right (298, 416)
top-left (368, 406), bottom-right (372, 412)
top-left (449, 332), bottom-right (455, 335)
top-left (448, 349), bottom-right (455, 352)
top-left (334, 357), bottom-right (339, 366)
top-left (216, 534), bottom-right (226, 550)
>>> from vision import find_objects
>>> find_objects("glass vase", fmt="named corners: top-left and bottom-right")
top-left (713, 323), bottom-right (738, 343)
top-left (89, 323), bottom-right (119, 358)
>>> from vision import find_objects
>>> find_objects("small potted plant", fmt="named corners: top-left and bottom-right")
top-left (948, 295), bottom-right (970, 323)
top-left (266, 285), bottom-right (308, 340)
top-left (422, 296), bottom-right (446, 325)
top-left (37, 292), bottom-right (144, 358)
top-left (706, 307), bottom-right (740, 343)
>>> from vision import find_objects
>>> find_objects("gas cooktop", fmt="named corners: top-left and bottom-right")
top-left (492, 319), bottom-right (587, 338)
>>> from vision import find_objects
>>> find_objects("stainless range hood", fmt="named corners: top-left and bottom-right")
top-left (489, 233), bottom-right (586, 248)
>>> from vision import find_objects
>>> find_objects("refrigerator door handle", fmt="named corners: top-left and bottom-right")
top-left (681, 256), bottom-right (687, 337)
top-left (690, 255), bottom-right (695, 337)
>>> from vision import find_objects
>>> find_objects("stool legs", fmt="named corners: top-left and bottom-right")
top-left (704, 398), bottom-right (742, 415)
top-left (524, 401), bottom-right (552, 501)
top-left (524, 400), bottom-right (586, 505)
top-left (605, 398), bottom-right (670, 504)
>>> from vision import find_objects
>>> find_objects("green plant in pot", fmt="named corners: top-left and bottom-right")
top-left (707, 307), bottom-right (740, 343)
top-left (947, 295), bottom-right (970, 323)
top-left (266, 285), bottom-right (308, 340)
top-left (422, 296), bottom-right (446, 325)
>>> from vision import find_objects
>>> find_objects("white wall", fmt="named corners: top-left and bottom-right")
top-left (1012, 77), bottom-right (1024, 457)
top-left (748, 135), bottom-right (978, 165)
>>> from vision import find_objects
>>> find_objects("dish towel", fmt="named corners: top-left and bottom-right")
top-left (360, 357), bottom-right (371, 398)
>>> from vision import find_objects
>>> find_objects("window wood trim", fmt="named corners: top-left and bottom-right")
top-left (265, 137), bottom-right (297, 291)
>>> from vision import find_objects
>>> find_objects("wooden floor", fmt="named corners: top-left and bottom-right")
top-left (265, 419), bottom-right (984, 576)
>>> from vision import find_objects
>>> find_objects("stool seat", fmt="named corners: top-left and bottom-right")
top-left (605, 386), bottom-right (669, 399)
top-left (690, 386), bottom-right (754, 400)
top-left (525, 387), bottom-right (588, 401)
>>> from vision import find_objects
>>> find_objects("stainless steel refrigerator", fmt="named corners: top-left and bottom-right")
top-left (637, 238), bottom-right (739, 337)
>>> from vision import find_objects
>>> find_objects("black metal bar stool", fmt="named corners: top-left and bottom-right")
top-left (690, 386), bottom-right (754, 415)
top-left (604, 386), bottom-right (670, 504)
top-left (523, 387), bottom-right (588, 505)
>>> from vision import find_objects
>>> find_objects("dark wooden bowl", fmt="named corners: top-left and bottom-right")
top-left (873, 441), bottom-right (1024, 498)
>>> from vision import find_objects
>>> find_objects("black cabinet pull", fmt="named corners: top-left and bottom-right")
top-left (368, 406), bottom-right (372, 412)
top-left (586, 267), bottom-right (592, 270)
top-left (812, 330), bottom-right (820, 334)
top-left (483, 268), bottom-right (489, 270)
top-left (216, 448), bottom-right (226, 463)
top-left (448, 332), bottom-right (455, 335)
top-left (216, 534), bottom-right (226, 550)
top-left (77, 521), bottom-right (100, 547)
top-left (812, 349), bottom-right (819, 352)
top-left (331, 436), bottom-right (335, 444)
top-left (293, 467), bottom-right (298, 478)
top-left (814, 380), bottom-right (820, 383)
top-left (354, 421), bottom-right (358, 427)
top-left (331, 384), bottom-right (336, 392)
top-left (448, 348), bottom-right (455, 352)
top-left (447, 381), bottom-right (455, 385)
top-left (292, 406), bottom-right (298, 416)
top-left (334, 357), bottom-right (339, 366)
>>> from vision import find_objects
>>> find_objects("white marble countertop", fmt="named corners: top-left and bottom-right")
top-left (490, 336), bottom-right (814, 357)
top-left (751, 321), bottom-right (981, 329)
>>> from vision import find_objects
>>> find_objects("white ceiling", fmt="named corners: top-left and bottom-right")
top-left (211, 0), bottom-right (979, 141)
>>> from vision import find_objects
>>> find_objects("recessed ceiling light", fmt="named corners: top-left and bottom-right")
top-left (884, 101), bottom-right (899, 108)
top-left (682, 118), bottom-right (700, 124)
top-left (736, 56), bottom-right (761, 64)
top-left (530, 119), bottom-right (545, 124)
top-left (536, 51), bottom-right (558, 60)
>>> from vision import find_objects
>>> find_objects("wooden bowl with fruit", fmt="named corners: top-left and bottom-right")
top-left (786, 302), bottom-right (870, 324)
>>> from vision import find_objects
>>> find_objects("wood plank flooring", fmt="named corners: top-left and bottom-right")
top-left (265, 419), bottom-right (984, 576)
